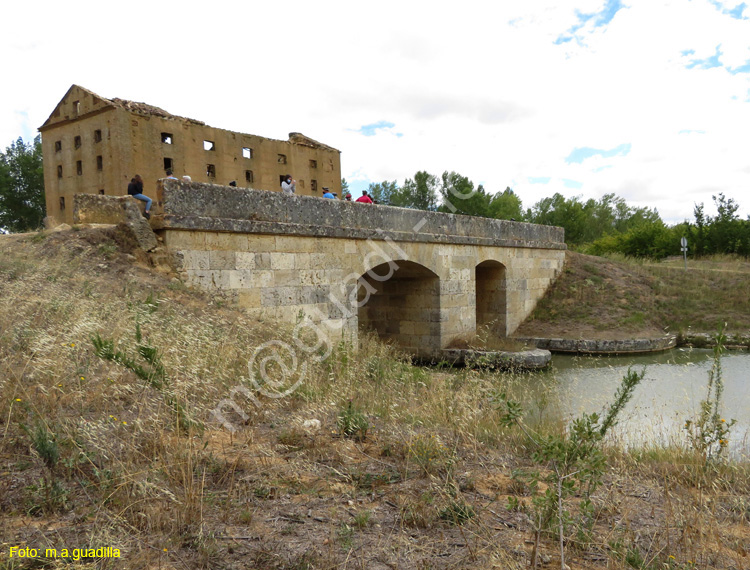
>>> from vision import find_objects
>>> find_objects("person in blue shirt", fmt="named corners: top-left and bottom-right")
top-left (322, 188), bottom-right (336, 199)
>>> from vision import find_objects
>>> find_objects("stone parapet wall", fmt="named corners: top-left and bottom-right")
top-left (154, 181), bottom-right (566, 249)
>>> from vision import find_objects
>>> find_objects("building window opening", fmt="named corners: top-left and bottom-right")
top-left (76, 161), bottom-right (83, 175)
top-left (245, 170), bottom-right (254, 183)
top-left (277, 154), bottom-right (287, 164)
top-left (73, 101), bottom-right (80, 116)
top-left (161, 132), bottom-right (173, 144)
top-left (74, 135), bottom-right (82, 149)
top-left (309, 159), bottom-right (317, 169)
top-left (242, 147), bottom-right (252, 159)
top-left (59, 197), bottom-right (65, 210)
top-left (94, 129), bottom-right (102, 143)
top-left (54, 141), bottom-right (62, 152)
top-left (98, 189), bottom-right (105, 195)
top-left (203, 140), bottom-right (215, 151)
top-left (164, 157), bottom-right (173, 171)
top-left (311, 179), bottom-right (318, 192)
top-left (298, 180), bottom-right (305, 189)
top-left (206, 164), bottom-right (216, 178)
top-left (57, 165), bottom-right (63, 178)
top-left (96, 155), bottom-right (103, 170)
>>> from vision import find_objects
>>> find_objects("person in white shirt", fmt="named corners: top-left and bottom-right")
top-left (281, 174), bottom-right (296, 195)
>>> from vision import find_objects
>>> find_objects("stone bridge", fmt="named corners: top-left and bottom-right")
top-left (152, 180), bottom-right (566, 357)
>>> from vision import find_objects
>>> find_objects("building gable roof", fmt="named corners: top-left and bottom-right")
top-left (40, 85), bottom-right (114, 130)
top-left (40, 84), bottom-right (205, 131)
top-left (40, 85), bottom-right (338, 152)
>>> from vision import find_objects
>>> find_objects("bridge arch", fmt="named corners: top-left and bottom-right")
top-left (356, 260), bottom-right (441, 356)
top-left (475, 259), bottom-right (507, 337)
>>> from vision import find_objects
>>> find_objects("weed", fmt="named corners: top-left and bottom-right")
top-left (25, 477), bottom-right (69, 515)
top-left (277, 428), bottom-right (306, 449)
top-left (400, 492), bottom-right (437, 528)
top-left (253, 486), bottom-right (274, 499)
top-left (167, 279), bottom-right (188, 291)
top-left (91, 323), bottom-right (202, 433)
top-left (496, 367), bottom-right (644, 568)
top-left (27, 422), bottom-right (59, 470)
top-left (337, 523), bottom-right (355, 549)
top-left (684, 325), bottom-right (736, 462)
top-left (506, 495), bottom-right (524, 513)
top-left (407, 433), bottom-right (453, 476)
top-left (352, 509), bottom-right (372, 529)
top-left (337, 400), bottom-right (369, 441)
top-left (98, 242), bottom-right (118, 259)
top-left (142, 291), bottom-right (159, 313)
top-left (348, 469), bottom-right (400, 491)
top-left (29, 230), bottom-right (46, 243)
top-left (439, 498), bottom-right (475, 526)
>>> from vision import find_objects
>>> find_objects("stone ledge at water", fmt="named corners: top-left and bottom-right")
top-left (680, 332), bottom-right (750, 350)
top-left (515, 336), bottom-right (677, 354)
top-left (441, 348), bottom-right (552, 369)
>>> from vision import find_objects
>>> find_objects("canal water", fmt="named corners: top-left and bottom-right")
top-left (544, 348), bottom-right (750, 458)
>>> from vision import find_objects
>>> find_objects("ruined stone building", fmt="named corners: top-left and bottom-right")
top-left (39, 85), bottom-right (342, 224)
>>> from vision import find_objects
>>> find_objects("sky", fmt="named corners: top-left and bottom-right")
top-left (2, 0), bottom-right (749, 224)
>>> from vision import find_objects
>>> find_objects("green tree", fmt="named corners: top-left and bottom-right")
top-left (689, 194), bottom-right (750, 256)
top-left (488, 187), bottom-right (524, 220)
top-left (690, 202), bottom-right (708, 256)
top-left (0, 135), bottom-right (45, 232)
top-left (367, 180), bottom-right (400, 205)
top-left (527, 192), bottom-right (665, 247)
top-left (341, 177), bottom-right (349, 195)
top-left (527, 193), bottom-right (590, 245)
top-left (399, 171), bottom-right (439, 210)
top-left (437, 171), bottom-right (491, 216)
top-left (707, 193), bottom-right (745, 254)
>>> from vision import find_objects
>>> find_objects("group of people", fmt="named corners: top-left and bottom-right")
top-left (127, 171), bottom-right (374, 219)
top-left (281, 174), bottom-right (374, 203)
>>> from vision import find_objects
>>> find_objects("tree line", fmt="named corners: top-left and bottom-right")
top-left (0, 136), bottom-right (44, 233)
top-left (362, 171), bottom-right (750, 259)
top-left (2, 135), bottom-right (748, 259)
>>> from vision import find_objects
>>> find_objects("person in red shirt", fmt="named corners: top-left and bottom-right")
top-left (355, 190), bottom-right (373, 204)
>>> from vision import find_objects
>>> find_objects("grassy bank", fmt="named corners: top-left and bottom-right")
top-left (515, 251), bottom-right (750, 340)
top-left (1, 229), bottom-right (749, 569)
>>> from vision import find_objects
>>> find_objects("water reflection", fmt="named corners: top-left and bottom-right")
top-left (541, 348), bottom-right (750, 458)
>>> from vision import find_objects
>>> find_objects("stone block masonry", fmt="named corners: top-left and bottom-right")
top-left (73, 194), bottom-right (158, 251)
top-left (154, 180), bottom-right (566, 357)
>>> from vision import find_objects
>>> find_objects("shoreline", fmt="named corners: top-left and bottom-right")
top-left (515, 332), bottom-right (750, 355)
top-left (437, 332), bottom-right (750, 369)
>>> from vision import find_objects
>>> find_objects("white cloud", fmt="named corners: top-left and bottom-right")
top-left (1, 0), bottom-right (748, 224)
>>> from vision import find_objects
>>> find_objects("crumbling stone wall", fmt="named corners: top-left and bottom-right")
top-left (73, 194), bottom-right (157, 251)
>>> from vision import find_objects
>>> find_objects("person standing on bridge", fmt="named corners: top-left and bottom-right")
top-left (281, 174), bottom-right (296, 195)
top-left (355, 190), bottom-right (373, 204)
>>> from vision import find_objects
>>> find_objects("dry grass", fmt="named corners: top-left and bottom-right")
top-left (1, 228), bottom-right (749, 569)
